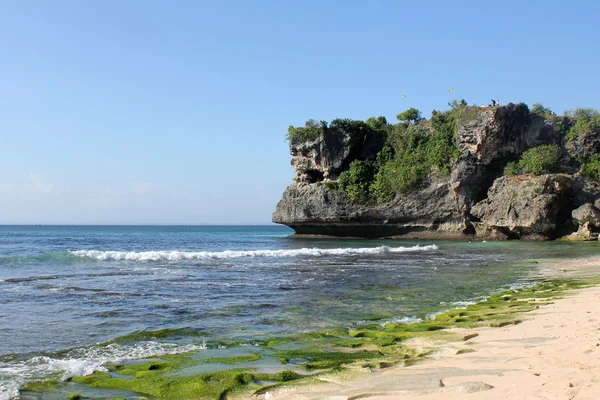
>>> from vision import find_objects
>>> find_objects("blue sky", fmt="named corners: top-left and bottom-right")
top-left (1, 0), bottom-right (599, 224)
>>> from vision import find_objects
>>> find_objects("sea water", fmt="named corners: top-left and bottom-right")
top-left (1, 225), bottom-right (599, 399)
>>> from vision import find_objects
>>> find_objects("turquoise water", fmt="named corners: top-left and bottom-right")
top-left (1, 225), bottom-right (599, 399)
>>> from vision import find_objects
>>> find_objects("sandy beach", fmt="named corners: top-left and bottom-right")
top-left (264, 257), bottom-right (600, 400)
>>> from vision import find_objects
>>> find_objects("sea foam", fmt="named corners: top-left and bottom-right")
top-left (69, 244), bottom-right (439, 261)
top-left (0, 341), bottom-right (206, 400)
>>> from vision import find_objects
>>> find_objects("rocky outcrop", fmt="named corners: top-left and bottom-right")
top-left (470, 175), bottom-right (571, 240)
top-left (564, 203), bottom-right (600, 240)
top-left (572, 203), bottom-right (600, 226)
top-left (272, 180), bottom-right (469, 238)
top-left (451, 104), bottom-right (563, 207)
top-left (456, 104), bottom-right (558, 164)
top-left (274, 104), bottom-right (600, 240)
top-left (290, 124), bottom-right (385, 183)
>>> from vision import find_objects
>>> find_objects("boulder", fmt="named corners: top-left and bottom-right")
top-left (470, 175), bottom-right (572, 240)
top-left (562, 222), bottom-right (598, 241)
top-left (572, 203), bottom-right (600, 227)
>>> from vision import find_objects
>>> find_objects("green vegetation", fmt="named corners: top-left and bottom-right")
top-left (531, 103), bottom-right (556, 119)
top-left (70, 359), bottom-right (304, 400)
top-left (197, 354), bottom-right (262, 364)
top-left (366, 115), bottom-right (389, 130)
top-left (334, 103), bottom-right (465, 203)
top-left (581, 154), bottom-right (600, 181)
top-left (106, 328), bottom-right (208, 344)
top-left (287, 103), bottom-right (600, 202)
top-left (275, 349), bottom-right (383, 370)
top-left (530, 103), bottom-right (569, 136)
top-left (337, 160), bottom-right (376, 203)
top-left (504, 144), bottom-right (561, 176)
top-left (566, 108), bottom-right (600, 141)
top-left (396, 107), bottom-right (423, 125)
top-left (379, 106), bottom-right (463, 194)
top-left (286, 119), bottom-right (326, 143)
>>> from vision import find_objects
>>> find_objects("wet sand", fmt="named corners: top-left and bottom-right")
top-left (263, 256), bottom-right (600, 400)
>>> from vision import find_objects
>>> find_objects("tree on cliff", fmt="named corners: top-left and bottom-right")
top-left (396, 108), bottom-right (422, 125)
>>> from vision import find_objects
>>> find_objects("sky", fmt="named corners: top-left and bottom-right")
top-left (1, 0), bottom-right (600, 224)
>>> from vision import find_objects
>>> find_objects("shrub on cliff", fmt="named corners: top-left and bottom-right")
top-left (581, 154), bottom-right (600, 181)
top-left (338, 160), bottom-right (376, 203)
top-left (338, 146), bottom-right (396, 203)
top-left (366, 116), bottom-right (389, 131)
top-left (429, 110), bottom-right (462, 174)
top-left (369, 145), bottom-right (395, 203)
top-left (531, 103), bottom-right (556, 119)
top-left (287, 117), bottom-right (382, 145)
top-left (380, 119), bottom-right (460, 193)
top-left (329, 118), bottom-right (369, 138)
top-left (504, 161), bottom-right (520, 176)
top-left (504, 144), bottom-right (561, 176)
top-left (313, 105), bottom-right (461, 201)
top-left (396, 108), bottom-right (423, 125)
top-left (565, 108), bottom-right (600, 141)
top-left (531, 103), bottom-right (569, 136)
top-left (286, 119), bottom-right (326, 143)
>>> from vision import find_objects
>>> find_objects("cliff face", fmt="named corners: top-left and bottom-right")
top-left (273, 104), bottom-right (600, 240)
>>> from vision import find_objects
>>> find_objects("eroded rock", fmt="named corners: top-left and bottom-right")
top-left (572, 203), bottom-right (600, 227)
top-left (274, 104), bottom-right (600, 240)
top-left (470, 175), bottom-right (571, 240)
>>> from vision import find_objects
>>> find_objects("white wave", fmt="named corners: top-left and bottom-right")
top-left (0, 380), bottom-right (18, 400)
top-left (379, 316), bottom-right (424, 327)
top-left (0, 341), bottom-right (206, 400)
top-left (69, 244), bottom-right (439, 262)
top-left (508, 281), bottom-right (535, 291)
top-left (439, 300), bottom-right (478, 307)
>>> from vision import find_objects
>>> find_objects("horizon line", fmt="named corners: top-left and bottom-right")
top-left (0, 223), bottom-right (284, 227)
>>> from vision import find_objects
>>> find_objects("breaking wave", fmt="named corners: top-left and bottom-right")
top-left (69, 244), bottom-right (439, 262)
top-left (0, 341), bottom-right (206, 400)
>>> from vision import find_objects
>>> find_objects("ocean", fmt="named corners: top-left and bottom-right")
top-left (1, 225), bottom-right (598, 399)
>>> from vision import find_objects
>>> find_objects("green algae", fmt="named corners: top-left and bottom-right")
top-left (70, 371), bottom-right (112, 384)
top-left (261, 337), bottom-right (293, 347)
top-left (22, 380), bottom-right (61, 392)
top-left (320, 279), bottom-right (593, 355)
top-left (71, 358), bottom-right (304, 400)
top-left (274, 349), bottom-right (384, 370)
top-left (88, 368), bottom-right (256, 399)
top-left (108, 328), bottom-right (209, 344)
top-left (55, 278), bottom-right (598, 400)
top-left (89, 367), bottom-right (302, 400)
top-left (66, 394), bottom-right (83, 400)
top-left (197, 353), bottom-right (262, 364)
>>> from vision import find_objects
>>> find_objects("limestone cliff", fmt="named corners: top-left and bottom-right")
top-left (273, 104), bottom-right (600, 240)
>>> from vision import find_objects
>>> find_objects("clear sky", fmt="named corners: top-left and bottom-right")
top-left (1, 0), bottom-right (599, 224)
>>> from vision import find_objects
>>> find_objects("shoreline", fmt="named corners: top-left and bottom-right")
top-left (262, 256), bottom-right (600, 399)
top-left (16, 254), bottom-right (600, 400)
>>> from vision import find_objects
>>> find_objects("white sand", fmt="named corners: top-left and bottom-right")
top-left (261, 256), bottom-right (600, 400)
